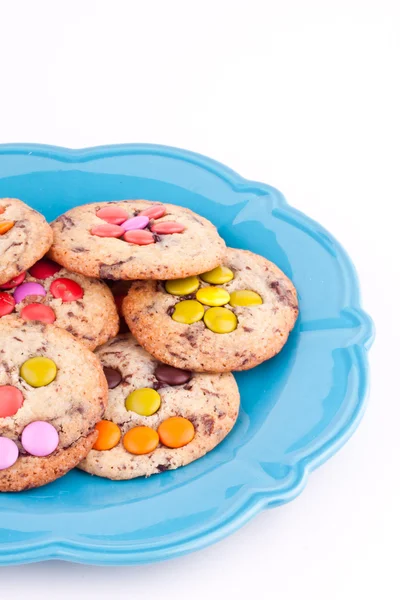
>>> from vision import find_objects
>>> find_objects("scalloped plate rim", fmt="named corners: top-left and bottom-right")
top-left (0, 143), bottom-right (374, 566)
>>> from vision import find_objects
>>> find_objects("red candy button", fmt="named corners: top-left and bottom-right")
top-left (139, 204), bottom-right (166, 220)
top-left (0, 385), bottom-right (24, 418)
top-left (20, 303), bottom-right (56, 324)
top-left (0, 292), bottom-right (15, 316)
top-left (96, 206), bottom-right (129, 225)
top-left (50, 278), bottom-right (84, 302)
top-left (150, 221), bottom-right (185, 234)
top-left (29, 259), bottom-right (61, 280)
top-left (123, 230), bottom-right (155, 245)
top-left (91, 224), bottom-right (125, 238)
top-left (0, 272), bottom-right (26, 290)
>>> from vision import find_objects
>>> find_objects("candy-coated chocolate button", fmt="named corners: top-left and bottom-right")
top-left (91, 223), bottom-right (125, 237)
top-left (0, 292), bottom-right (15, 316)
top-left (203, 307), bottom-right (238, 333)
top-left (123, 426), bottom-right (159, 455)
top-left (0, 437), bottom-right (19, 470)
top-left (20, 357), bottom-right (57, 387)
top-left (200, 265), bottom-right (234, 284)
top-left (20, 303), bottom-right (56, 324)
top-left (125, 388), bottom-right (161, 416)
top-left (120, 216), bottom-right (149, 231)
top-left (158, 416), bottom-right (195, 449)
top-left (139, 204), bottom-right (166, 220)
top-left (172, 300), bottom-right (204, 324)
top-left (155, 364), bottom-right (192, 386)
top-left (165, 276), bottom-right (199, 296)
top-left (103, 367), bottom-right (122, 389)
top-left (50, 278), bottom-right (84, 302)
top-left (0, 272), bottom-right (26, 289)
top-left (21, 421), bottom-right (59, 457)
top-left (0, 221), bottom-right (14, 235)
top-left (123, 229), bottom-right (155, 245)
top-left (150, 221), bottom-right (185, 234)
top-left (229, 290), bottom-right (263, 306)
top-left (29, 259), bottom-right (61, 280)
top-left (196, 287), bottom-right (230, 307)
top-left (96, 206), bottom-right (129, 225)
top-left (0, 386), bottom-right (24, 418)
top-left (13, 282), bottom-right (46, 304)
top-left (93, 420), bottom-right (121, 451)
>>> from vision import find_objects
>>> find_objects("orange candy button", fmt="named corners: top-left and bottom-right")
top-left (96, 206), bottom-right (129, 225)
top-left (123, 426), bottom-right (159, 455)
top-left (91, 224), bottom-right (125, 238)
top-left (158, 416), bottom-right (195, 449)
top-left (150, 221), bottom-right (185, 234)
top-left (0, 221), bottom-right (14, 235)
top-left (20, 303), bottom-right (56, 324)
top-left (93, 420), bottom-right (121, 451)
top-left (123, 230), bottom-right (155, 245)
top-left (0, 385), bottom-right (24, 418)
top-left (139, 204), bottom-right (166, 220)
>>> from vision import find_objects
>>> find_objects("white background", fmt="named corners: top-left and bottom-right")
top-left (0, 1), bottom-right (399, 598)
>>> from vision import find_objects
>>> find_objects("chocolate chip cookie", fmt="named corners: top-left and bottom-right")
top-left (0, 319), bottom-right (108, 492)
top-left (122, 248), bottom-right (299, 372)
top-left (48, 201), bottom-right (226, 280)
top-left (0, 258), bottom-right (119, 351)
top-left (0, 198), bottom-right (53, 285)
top-left (78, 334), bottom-right (240, 480)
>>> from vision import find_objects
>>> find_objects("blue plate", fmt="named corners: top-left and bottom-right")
top-left (0, 144), bottom-right (374, 566)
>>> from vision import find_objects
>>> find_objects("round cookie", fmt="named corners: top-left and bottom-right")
top-left (122, 248), bottom-right (299, 372)
top-left (0, 198), bottom-right (53, 285)
top-left (78, 334), bottom-right (240, 480)
top-left (0, 319), bottom-right (108, 492)
top-left (0, 258), bottom-right (119, 350)
top-left (48, 200), bottom-right (226, 280)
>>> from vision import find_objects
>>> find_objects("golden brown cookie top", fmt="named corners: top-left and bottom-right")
top-left (122, 248), bottom-right (299, 372)
top-left (48, 200), bottom-right (226, 280)
top-left (0, 198), bottom-right (53, 285)
top-left (79, 334), bottom-right (240, 480)
top-left (0, 319), bottom-right (107, 491)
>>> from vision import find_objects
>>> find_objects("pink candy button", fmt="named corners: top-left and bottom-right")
top-left (0, 437), bottom-right (19, 470)
top-left (21, 421), bottom-right (59, 457)
top-left (120, 216), bottom-right (149, 231)
top-left (13, 282), bottom-right (46, 304)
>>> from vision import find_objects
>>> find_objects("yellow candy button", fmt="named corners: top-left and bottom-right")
top-left (203, 307), bottom-right (237, 333)
top-left (229, 290), bottom-right (263, 306)
top-left (125, 388), bottom-right (161, 416)
top-left (20, 357), bottom-right (57, 387)
top-left (165, 276), bottom-right (199, 296)
top-left (172, 300), bottom-right (204, 324)
top-left (200, 265), bottom-right (234, 284)
top-left (196, 287), bottom-right (230, 306)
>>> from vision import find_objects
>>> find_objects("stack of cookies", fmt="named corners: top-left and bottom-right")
top-left (0, 198), bottom-right (298, 491)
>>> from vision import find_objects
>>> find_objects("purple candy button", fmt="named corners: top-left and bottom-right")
top-left (120, 216), bottom-right (149, 231)
top-left (21, 421), bottom-right (59, 457)
top-left (0, 437), bottom-right (19, 470)
top-left (13, 282), bottom-right (46, 304)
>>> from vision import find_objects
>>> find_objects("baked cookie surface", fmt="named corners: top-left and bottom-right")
top-left (0, 198), bottom-right (53, 285)
top-left (0, 319), bottom-right (108, 492)
top-left (48, 200), bottom-right (226, 280)
top-left (122, 248), bottom-right (299, 372)
top-left (0, 258), bottom-right (119, 351)
top-left (79, 334), bottom-right (240, 480)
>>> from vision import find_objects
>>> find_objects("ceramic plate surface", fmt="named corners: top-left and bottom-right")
top-left (0, 144), bottom-right (374, 565)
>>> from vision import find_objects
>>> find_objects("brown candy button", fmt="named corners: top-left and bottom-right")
top-left (103, 367), bottom-right (122, 389)
top-left (155, 364), bottom-right (192, 386)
